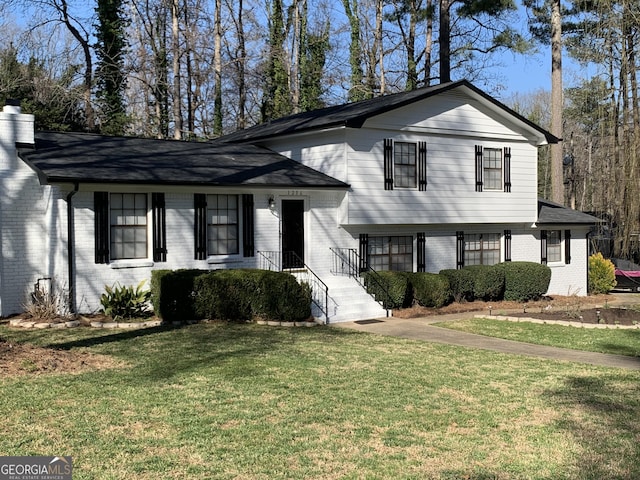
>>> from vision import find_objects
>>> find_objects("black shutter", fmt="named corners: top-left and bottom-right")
top-left (475, 145), bottom-right (483, 192)
top-left (242, 194), bottom-right (255, 257)
top-left (359, 234), bottom-right (369, 272)
top-left (152, 193), bottom-right (167, 262)
top-left (417, 232), bottom-right (426, 272)
top-left (504, 229), bottom-right (512, 262)
top-left (504, 147), bottom-right (511, 192)
top-left (94, 191), bottom-right (109, 264)
top-left (541, 230), bottom-right (548, 265)
top-left (384, 138), bottom-right (394, 190)
top-left (418, 141), bottom-right (427, 191)
top-left (456, 231), bottom-right (465, 269)
top-left (565, 229), bottom-right (571, 264)
top-left (194, 194), bottom-right (207, 260)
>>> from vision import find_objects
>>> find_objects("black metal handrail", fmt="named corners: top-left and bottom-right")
top-left (330, 247), bottom-right (391, 316)
top-left (257, 250), bottom-right (329, 324)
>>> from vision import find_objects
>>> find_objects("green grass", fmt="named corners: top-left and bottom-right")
top-left (1, 323), bottom-right (640, 479)
top-left (435, 318), bottom-right (640, 357)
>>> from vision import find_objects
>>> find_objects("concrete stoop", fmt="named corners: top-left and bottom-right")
top-left (314, 273), bottom-right (388, 324)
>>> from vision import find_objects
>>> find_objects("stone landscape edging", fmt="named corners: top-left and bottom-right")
top-left (477, 314), bottom-right (640, 329)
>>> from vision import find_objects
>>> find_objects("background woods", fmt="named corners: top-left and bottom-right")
top-left (1, 0), bottom-right (639, 260)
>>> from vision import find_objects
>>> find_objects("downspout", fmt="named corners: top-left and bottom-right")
top-left (66, 183), bottom-right (79, 314)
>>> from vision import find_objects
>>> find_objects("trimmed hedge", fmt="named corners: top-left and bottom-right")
top-left (150, 269), bottom-right (206, 323)
top-left (495, 261), bottom-right (551, 301)
top-left (361, 271), bottom-right (412, 309)
top-left (464, 265), bottom-right (505, 301)
top-left (439, 269), bottom-right (474, 302)
top-left (151, 268), bottom-right (312, 323)
top-left (409, 272), bottom-right (451, 308)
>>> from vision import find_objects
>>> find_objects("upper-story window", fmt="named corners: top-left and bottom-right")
top-left (475, 145), bottom-right (511, 192)
top-left (394, 142), bottom-right (417, 188)
top-left (384, 139), bottom-right (427, 191)
top-left (482, 148), bottom-right (502, 190)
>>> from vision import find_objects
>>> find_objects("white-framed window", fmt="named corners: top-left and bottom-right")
top-left (464, 233), bottom-right (501, 266)
top-left (110, 193), bottom-right (148, 260)
top-left (483, 148), bottom-right (503, 191)
top-left (546, 230), bottom-right (562, 263)
top-left (394, 142), bottom-right (417, 188)
top-left (207, 194), bottom-right (239, 255)
top-left (369, 236), bottom-right (413, 271)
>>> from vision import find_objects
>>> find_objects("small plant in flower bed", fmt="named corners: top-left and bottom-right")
top-left (100, 280), bottom-right (152, 321)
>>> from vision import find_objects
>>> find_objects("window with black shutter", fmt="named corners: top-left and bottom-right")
top-left (359, 234), bottom-right (369, 272)
top-left (94, 192), bottom-right (109, 264)
top-left (417, 232), bottom-right (426, 272)
top-left (418, 142), bottom-right (427, 191)
top-left (541, 230), bottom-right (548, 265)
top-left (384, 139), bottom-right (394, 190)
top-left (504, 147), bottom-right (512, 192)
top-left (504, 230), bottom-right (512, 262)
top-left (475, 146), bottom-right (483, 192)
top-left (152, 193), bottom-right (167, 262)
top-left (242, 194), bottom-right (255, 257)
top-left (194, 194), bottom-right (207, 260)
top-left (456, 231), bottom-right (465, 269)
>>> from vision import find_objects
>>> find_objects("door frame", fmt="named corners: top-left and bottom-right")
top-left (281, 198), bottom-right (306, 269)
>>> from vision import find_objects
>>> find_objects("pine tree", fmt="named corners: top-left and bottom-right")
top-left (95, 0), bottom-right (129, 135)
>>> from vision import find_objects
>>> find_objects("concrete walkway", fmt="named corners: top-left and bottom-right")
top-left (337, 311), bottom-right (640, 370)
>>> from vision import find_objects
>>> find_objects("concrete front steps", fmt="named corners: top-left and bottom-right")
top-left (313, 273), bottom-right (389, 324)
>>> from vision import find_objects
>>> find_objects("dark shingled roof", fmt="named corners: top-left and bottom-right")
top-left (217, 80), bottom-right (559, 145)
top-left (537, 198), bottom-right (601, 225)
top-left (18, 131), bottom-right (349, 188)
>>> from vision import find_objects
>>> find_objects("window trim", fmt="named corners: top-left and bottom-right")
top-left (475, 145), bottom-right (512, 192)
top-left (109, 192), bottom-right (150, 261)
top-left (463, 232), bottom-right (501, 266)
top-left (384, 138), bottom-right (427, 191)
top-left (366, 235), bottom-right (414, 272)
top-left (542, 229), bottom-right (563, 265)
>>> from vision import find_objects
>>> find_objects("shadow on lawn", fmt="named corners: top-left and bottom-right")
top-left (544, 375), bottom-right (640, 479)
top-left (48, 322), bottom-right (357, 382)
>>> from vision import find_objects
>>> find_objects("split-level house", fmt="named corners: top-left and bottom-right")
top-left (0, 81), bottom-right (598, 322)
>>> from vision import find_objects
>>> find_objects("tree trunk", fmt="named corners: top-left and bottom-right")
top-left (213, 0), bottom-right (223, 135)
top-left (439, 0), bottom-right (451, 83)
top-left (171, 0), bottom-right (183, 140)
top-left (550, 0), bottom-right (564, 204)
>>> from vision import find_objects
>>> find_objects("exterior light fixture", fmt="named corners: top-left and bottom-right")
top-left (268, 196), bottom-right (276, 209)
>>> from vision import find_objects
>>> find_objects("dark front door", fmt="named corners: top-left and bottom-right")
top-left (282, 199), bottom-right (305, 269)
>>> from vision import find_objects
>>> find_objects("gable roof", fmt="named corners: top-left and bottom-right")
top-left (218, 80), bottom-right (559, 146)
top-left (537, 198), bottom-right (601, 225)
top-left (18, 131), bottom-right (349, 189)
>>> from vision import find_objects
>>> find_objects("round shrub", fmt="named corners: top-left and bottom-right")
top-left (438, 269), bottom-right (474, 302)
top-left (464, 265), bottom-right (505, 301)
top-left (495, 261), bottom-right (551, 301)
top-left (588, 252), bottom-right (616, 294)
top-left (362, 271), bottom-right (412, 309)
top-left (410, 272), bottom-right (451, 308)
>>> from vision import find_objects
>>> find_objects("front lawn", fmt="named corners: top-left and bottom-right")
top-left (1, 323), bottom-right (639, 479)
top-left (436, 318), bottom-right (640, 357)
